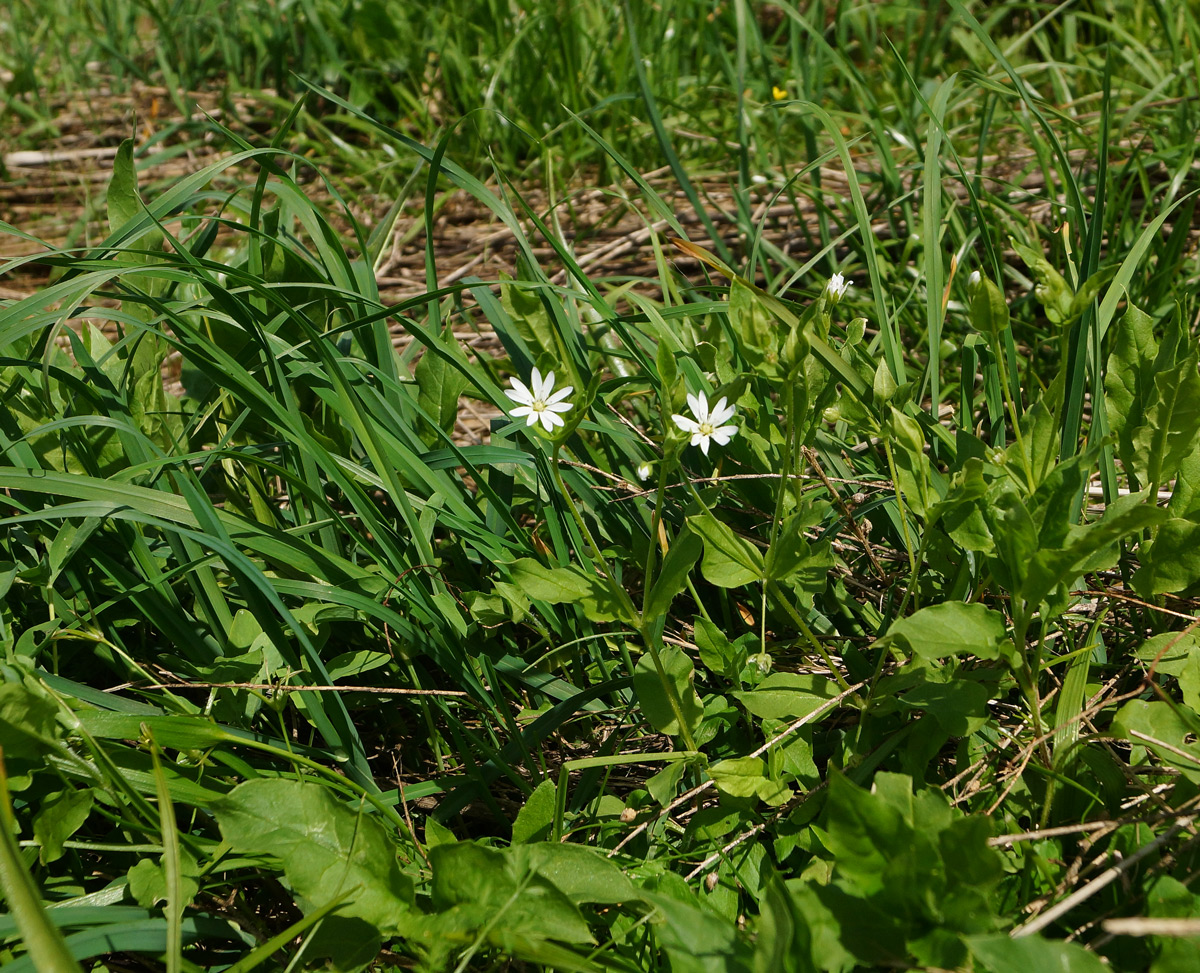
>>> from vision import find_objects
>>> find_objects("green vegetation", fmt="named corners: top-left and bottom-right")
top-left (3, 0), bottom-right (1200, 969)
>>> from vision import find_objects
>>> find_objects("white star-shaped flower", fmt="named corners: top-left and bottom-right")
top-left (672, 391), bottom-right (738, 456)
top-left (505, 367), bottom-right (574, 433)
top-left (826, 272), bottom-right (851, 302)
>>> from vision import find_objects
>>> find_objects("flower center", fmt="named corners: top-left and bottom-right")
top-left (531, 398), bottom-right (547, 413)
top-left (698, 421), bottom-right (715, 436)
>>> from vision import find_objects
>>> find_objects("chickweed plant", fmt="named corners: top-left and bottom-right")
top-left (3, 2), bottom-right (1200, 972)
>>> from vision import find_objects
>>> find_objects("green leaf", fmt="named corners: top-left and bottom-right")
top-left (765, 501), bottom-right (832, 583)
top-left (733, 672), bottom-right (839, 720)
top-left (522, 843), bottom-right (640, 905)
top-left (503, 558), bottom-right (625, 622)
top-left (511, 779), bottom-right (556, 844)
top-left (1133, 516), bottom-right (1200, 595)
top-left (32, 788), bottom-right (93, 864)
top-left (106, 138), bottom-right (142, 237)
top-left (881, 602), bottom-right (1010, 663)
top-left (126, 852), bottom-right (200, 910)
top-left (647, 760), bottom-right (688, 806)
top-left (428, 841), bottom-right (593, 944)
top-left (106, 137), bottom-right (164, 258)
top-left (708, 757), bottom-right (791, 806)
top-left (415, 328), bottom-right (472, 436)
top-left (969, 934), bottom-right (1108, 973)
top-left (211, 779), bottom-right (414, 942)
top-left (1112, 700), bottom-right (1200, 783)
top-left (730, 279), bottom-right (780, 375)
top-left (644, 527), bottom-right (703, 619)
top-left (1105, 302), bottom-right (1158, 479)
top-left (969, 277), bottom-right (1010, 335)
top-left (1135, 351), bottom-right (1200, 490)
top-left (0, 683), bottom-right (61, 763)
top-left (1010, 238), bottom-right (1074, 325)
top-left (499, 275), bottom-right (557, 360)
top-left (687, 510), bottom-right (764, 588)
top-left (633, 644), bottom-right (705, 737)
top-left (1022, 497), bottom-right (1164, 609)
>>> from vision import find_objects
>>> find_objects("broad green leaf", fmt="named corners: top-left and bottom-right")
top-left (733, 672), bottom-right (839, 720)
top-left (511, 779), bottom-right (556, 844)
top-left (499, 275), bottom-right (556, 361)
top-left (730, 279), bottom-right (779, 375)
top-left (1105, 302), bottom-right (1157, 478)
top-left (647, 760), bottom-right (688, 805)
top-left (0, 682), bottom-right (61, 763)
top-left (1133, 516), bottom-right (1200, 595)
top-left (522, 843), bottom-right (640, 905)
top-left (1134, 350), bottom-right (1200, 490)
top-left (107, 139), bottom-right (146, 238)
top-left (881, 602), bottom-right (1010, 663)
top-left (428, 841), bottom-right (593, 944)
top-left (415, 328), bottom-right (471, 436)
top-left (503, 557), bottom-right (625, 622)
top-left (126, 852), bottom-right (200, 910)
top-left (1137, 632), bottom-right (1200, 679)
top-left (969, 934), bottom-right (1108, 973)
top-left (211, 779), bottom-right (414, 939)
top-left (1112, 700), bottom-right (1200, 783)
top-left (694, 616), bottom-right (748, 678)
top-left (633, 644), bottom-right (705, 737)
top-left (687, 510), bottom-right (764, 588)
top-left (708, 757), bottom-right (791, 805)
top-left (969, 277), bottom-right (1010, 335)
top-left (32, 788), bottom-right (93, 864)
top-left (644, 526), bottom-right (703, 619)
top-left (1023, 498), bottom-right (1164, 609)
top-left (765, 501), bottom-right (832, 583)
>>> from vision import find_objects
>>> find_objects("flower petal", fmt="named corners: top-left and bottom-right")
top-left (711, 425), bottom-right (738, 445)
top-left (510, 405), bottom-right (532, 418)
top-left (547, 401), bottom-right (574, 414)
top-left (708, 397), bottom-right (735, 425)
top-left (506, 379), bottom-right (533, 405)
top-left (698, 435), bottom-right (711, 456)
top-left (530, 367), bottom-right (544, 393)
top-left (673, 414), bottom-right (699, 433)
top-left (546, 384), bottom-right (574, 404)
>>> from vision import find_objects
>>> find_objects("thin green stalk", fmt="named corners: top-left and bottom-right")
top-left (552, 447), bottom-right (699, 752)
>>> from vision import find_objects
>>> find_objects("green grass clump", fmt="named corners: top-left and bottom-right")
top-left (3, 1), bottom-right (1200, 971)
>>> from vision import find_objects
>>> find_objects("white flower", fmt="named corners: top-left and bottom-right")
top-left (672, 391), bottom-right (738, 456)
top-left (636, 462), bottom-right (653, 481)
top-left (505, 367), bottom-right (574, 433)
top-left (826, 272), bottom-right (851, 303)
top-left (968, 270), bottom-right (981, 288)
